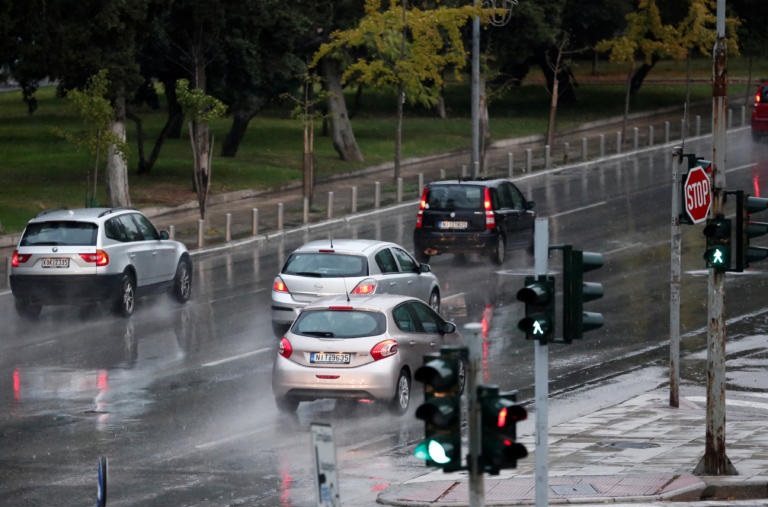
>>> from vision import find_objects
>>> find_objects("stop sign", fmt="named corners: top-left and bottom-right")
top-left (684, 166), bottom-right (711, 224)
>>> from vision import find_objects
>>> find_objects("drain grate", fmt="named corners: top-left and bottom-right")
top-left (552, 483), bottom-right (598, 495)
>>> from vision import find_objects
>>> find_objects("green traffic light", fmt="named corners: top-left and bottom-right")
top-left (414, 439), bottom-right (453, 464)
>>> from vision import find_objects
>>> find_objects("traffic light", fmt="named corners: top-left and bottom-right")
top-left (734, 190), bottom-right (768, 271)
top-left (478, 384), bottom-right (528, 474)
top-left (561, 246), bottom-right (605, 343)
top-left (703, 213), bottom-right (731, 271)
top-left (413, 346), bottom-right (465, 472)
top-left (516, 275), bottom-right (555, 342)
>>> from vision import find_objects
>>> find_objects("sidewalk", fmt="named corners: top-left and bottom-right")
top-left (377, 389), bottom-right (768, 506)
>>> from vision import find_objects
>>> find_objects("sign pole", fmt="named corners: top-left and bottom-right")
top-left (533, 218), bottom-right (549, 507)
top-left (670, 148), bottom-right (682, 408)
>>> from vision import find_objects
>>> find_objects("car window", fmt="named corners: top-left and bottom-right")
top-left (131, 213), bottom-right (161, 241)
top-left (20, 221), bottom-right (98, 247)
top-left (496, 183), bottom-right (514, 209)
top-left (293, 309), bottom-right (386, 338)
top-left (408, 301), bottom-right (442, 333)
top-left (117, 215), bottom-right (143, 242)
top-left (375, 248), bottom-right (399, 273)
top-left (393, 304), bottom-right (418, 332)
top-left (392, 247), bottom-right (417, 271)
top-left (427, 185), bottom-right (483, 210)
top-left (508, 183), bottom-right (526, 209)
top-left (283, 253), bottom-right (368, 278)
top-left (105, 217), bottom-right (129, 242)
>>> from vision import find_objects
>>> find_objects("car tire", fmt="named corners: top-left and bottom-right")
top-left (14, 298), bottom-right (41, 320)
top-left (428, 289), bottom-right (441, 313)
top-left (275, 396), bottom-right (299, 413)
top-left (389, 369), bottom-right (411, 415)
top-left (491, 236), bottom-right (506, 265)
top-left (172, 258), bottom-right (193, 304)
top-left (415, 250), bottom-right (431, 264)
top-left (113, 273), bottom-right (136, 317)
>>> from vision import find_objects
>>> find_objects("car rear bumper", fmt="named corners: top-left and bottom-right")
top-left (751, 116), bottom-right (768, 133)
top-left (271, 355), bottom-right (399, 401)
top-left (413, 229), bottom-right (499, 256)
top-left (10, 273), bottom-right (123, 304)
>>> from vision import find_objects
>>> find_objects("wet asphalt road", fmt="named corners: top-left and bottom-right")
top-left (2, 128), bottom-right (768, 506)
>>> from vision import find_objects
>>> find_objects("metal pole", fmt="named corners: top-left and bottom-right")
top-left (695, 0), bottom-right (735, 476)
top-left (471, 2), bottom-right (480, 171)
top-left (465, 322), bottom-right (484, 507)
top-left (670, 149), bottom-right (682, 408)
top-left (533, 218), bottom-right (549, 507)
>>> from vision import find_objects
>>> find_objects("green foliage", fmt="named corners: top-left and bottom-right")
top-left (313, 0), bottom-right (480, 109)
top-left (53, 69), bottom-right (128, 162)
top-left (175, 79), bottom-right (228, 122)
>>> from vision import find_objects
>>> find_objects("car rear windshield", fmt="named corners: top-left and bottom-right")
top-left (292, 309), bottom-right (386, 338)
top-left (282, 252), bottom-right (368, 277)
top-left (19, 221), bottom-right (98, 247)
top-left (426, 184), bottom-right (484, 210)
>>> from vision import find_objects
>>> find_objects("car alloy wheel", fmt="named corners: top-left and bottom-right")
top-left (114, 273), bottom-right (136, 317)
top-left (173, 258), bottom-right (192, 303)
top-left (390, 369), bottom-right (411, 415)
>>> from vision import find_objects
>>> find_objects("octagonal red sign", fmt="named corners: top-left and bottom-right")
top-left (684, 166), bottom-right (711, 224)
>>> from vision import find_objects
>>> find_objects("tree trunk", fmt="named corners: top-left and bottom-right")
top-left (630, 57), bottom-right (658, 95)
top-left (320, 58), bottom-right (363, 162)
top-left (547, 78), bottom-right (559, 148)
top-left (106, 92), bottom-right (131, 207)
top-left (163, 77), bottom-right (184, 139)
top-left (221, 108), bottom-right (256, 157)
top-left (190, 119), bottom-right (212, 220)
top-left (137, 109), bottom-right (184, 175)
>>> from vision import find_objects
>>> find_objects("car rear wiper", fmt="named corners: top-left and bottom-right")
top-left (302, 331), bottom-right (335, 337)
top-left (290, 271), bottom-right (323, 277)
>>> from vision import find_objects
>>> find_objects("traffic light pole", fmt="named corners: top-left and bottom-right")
top-left (694, 0), bottom-right (736, 476)
top-left (533, 218), bottom-right (549, 507)
top-left (670, 148), bottom-right (682, 408)
top-left (465, 322), bottom-right (485, 507)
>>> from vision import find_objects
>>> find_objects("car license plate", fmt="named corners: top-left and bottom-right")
top-left (438, 220), bottom-right (468, 230)
top-left (310, 352), bottom-right (351, 364)
top-left (41, 257), bottom-right (70, 268)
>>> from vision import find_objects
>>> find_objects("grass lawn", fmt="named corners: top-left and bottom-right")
top-left (0, 55), bottom-right (764, 234)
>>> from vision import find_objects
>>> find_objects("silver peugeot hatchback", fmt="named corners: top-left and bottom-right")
top-left (271, 239), bottom-right (441, 337)
top-left (10, 207), bottom-right (192, 318)
top-left (271, 293), bottom-right (463, 414)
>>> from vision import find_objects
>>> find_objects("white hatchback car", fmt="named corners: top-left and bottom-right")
top-left (10, 207), bottom-right (192, 318)
top-left (271, 293), bottom-right (464, 414)
top-left (270, 239), bottom-right (441, 336)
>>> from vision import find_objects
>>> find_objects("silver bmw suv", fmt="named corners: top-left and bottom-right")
top-left (10, 207), bottom-right (192, 319)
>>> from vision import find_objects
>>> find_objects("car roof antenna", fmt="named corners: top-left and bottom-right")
top-left (343, 277), bottom-right (350, 302)
top-left (329, 234), bottom-right (334, 249)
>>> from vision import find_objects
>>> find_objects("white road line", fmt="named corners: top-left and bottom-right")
top-left (687, 396), bottom-right (768, 411)
top-left (202, 347), bottom-right (272, 367)
top-left (550, 201), bottom-right (607, 218)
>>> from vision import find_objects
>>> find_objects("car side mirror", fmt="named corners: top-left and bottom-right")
top-left (441, 321), bottom-right (456, 334)
top-left (160, 230), bottom-right (170, 240)
top-left (526, 200), bottom-right (536, 210)
top-left (420, 263), bottom-right (431, 273)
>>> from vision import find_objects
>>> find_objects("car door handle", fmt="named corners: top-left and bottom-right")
top-left (388, 282), bottom-right (397, 286)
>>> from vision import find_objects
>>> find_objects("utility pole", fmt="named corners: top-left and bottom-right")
top-left (694, 0), bottom-right (737, 476)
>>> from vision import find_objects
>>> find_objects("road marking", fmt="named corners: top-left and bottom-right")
top-left (550, 201), bottom-right (607, 218)
top-left (687, 396), bottom-right (768, 411)
top-left (195, 429), bottom-right (264, 450)
top-left (202, 347), bottom-right (271, 367)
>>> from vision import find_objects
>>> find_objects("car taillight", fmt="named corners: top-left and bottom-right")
top-left (351, 278), bottom-right (377, 295)
top-left (80, 249), bottom-right (109, 266)
top-left (415, 187), bottom-right (429, 228)
top-left (272, 276), bottom-right (288, 293)
top-left (484, 187), bottom-right (495, 229)
top-left (278, 337), bottom-right (293, 358)
top-left (11, 251), bottom-right (30, 267)
top-left (371, 339), bottom-right (398, 360)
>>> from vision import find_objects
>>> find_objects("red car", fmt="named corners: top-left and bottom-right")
top-left (751, 80), bottom-right (768, 140)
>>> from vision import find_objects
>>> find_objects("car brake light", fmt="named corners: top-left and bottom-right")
top-left (278, 337), bottom-right (293, 358)
top-left (351, 278), bottom-right (377, 295)
top-left (415, 187), bottom-right (429, 229)
top-left (272, 276), bottom-right (288, 293)
top-left (80, 250), bottom-right (109, 266)
top-left (371, 339), bottom-right (398, 360)
top-left (328, 306), bottom-right (353, 311)
top-left (11, 251), bottom-right (30, 267)
top-left (318, 249), bottom-right (335, 253)
top-left (484, 187), bottom-right (495, 229)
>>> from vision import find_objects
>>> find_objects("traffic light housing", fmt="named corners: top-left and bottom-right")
top-left (479, 385), bottom-right (528, 474)
top-left (413, 346), bottom-right (465, 472)
top-left (703, 213), bottom-right (731, 272)
top-left (734, 190), bottom-right (768, 271)
top-left (561, 246), bottom-right (605, 343)
top-left (516, 275), bottom-right (555, 343)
